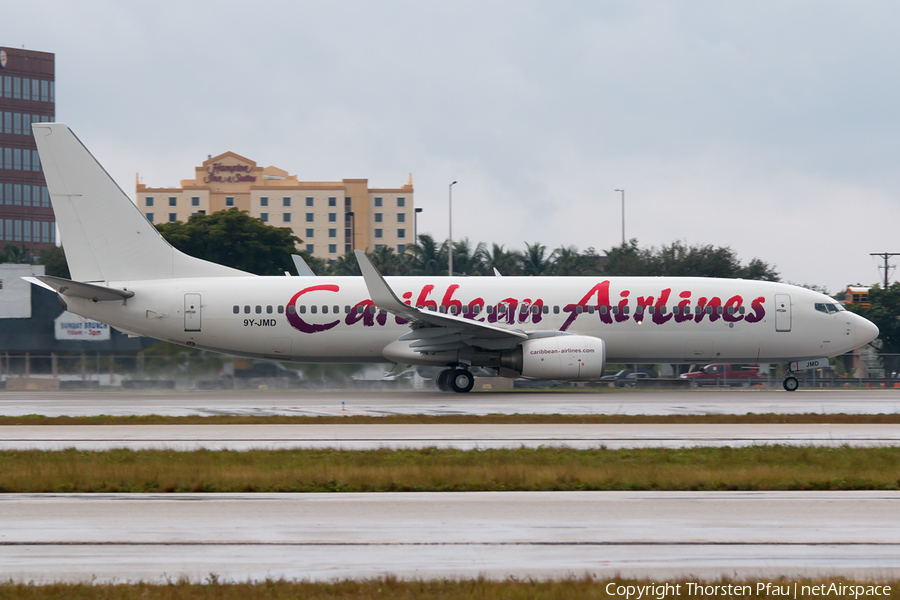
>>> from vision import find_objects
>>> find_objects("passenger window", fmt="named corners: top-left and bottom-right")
top-left (532, 305), bottom-right (539, 314)
top-left (727, 306), bottom-right (734, 315)
top-left (647, 306), bottom-right (655, 315)
top-left (624, 306), bottom-right (630, 314)
top-left (233, 305), bottom-right (239, 314)
top-left (553, 306), bottom-right (559, 314)
top-left (357, 306), bottom-right (364, 314)
top-left (244, 305), bottom-right (250, 314)
top-left (716, 306), bottom-right (723, 315)
top-left (288, 305), bottom-right (296, 314)
top-left (487, 306), bottom-right (494, 315)
top-left (369, 306), bottom-right (377, 314)
top-left (322, 306), bottom-right (328, 314)
top-left (739, 306), bottom-right (745, 314)
top-left (345, 305), bottom-right (351, 314)
top-left (498, 305), bottom-right (506, 315)
top-left (450, 306), bottom-right (458, 315)
top-left (600, 306), bottom-right (608, 314)
top-left (706, 306), bottom-right (713, 314)
top-left (542, 306), bottom-right (549, 314)
top-left (659, 306), bottom-right (666, 315)
top-left (587, 306), bottom-right (594, 314)
top-left (299, 305), bottom-right (306, 314)
top-left (333, 305), bottom-right (339, 314)
top-left (612, 306), bottom-right (619, 314)
top-left (695, 306), bottom-right (702, 315)
top-left (278, 306), bottom-right (284, 314)
top-left (576, 305), bottom-right (583, 314)
top-left (266, 305), bottom-right (273, 314)
top-left (255, 305), bottom-right (262, 314)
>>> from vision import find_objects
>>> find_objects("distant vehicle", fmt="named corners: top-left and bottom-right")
top-left (622, 372), bottom-right (653, 388)
top-left (679, 364), bottom-right (761, 387)
top-left (600, 368), bottom-right (658, 383)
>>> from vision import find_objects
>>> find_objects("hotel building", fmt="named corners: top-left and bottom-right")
top-left (0, 46), bottom-right (56, 253)
top-left (136, 152), bottom-right (414, 257)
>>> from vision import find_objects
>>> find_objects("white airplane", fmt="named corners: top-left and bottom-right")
top-left (28, 123), bottom-right (878, 393)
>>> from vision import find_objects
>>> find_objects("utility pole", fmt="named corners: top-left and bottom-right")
top-left (614, 189), bottom-right (625, 245)
top-left (870, 252), bottom-right (900, 288)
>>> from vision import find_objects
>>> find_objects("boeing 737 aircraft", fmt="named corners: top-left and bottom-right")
top-left (27, 124), bottom-right (878, 393)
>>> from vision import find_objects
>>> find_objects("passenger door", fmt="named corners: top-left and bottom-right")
top-left (775, 294), bottom-right (791, 332)
top-left (184, 293), bottom-right (201, 332)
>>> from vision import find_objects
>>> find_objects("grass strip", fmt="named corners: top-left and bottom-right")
top-left (1, 445), bottom-right (900, 493)
top-left (1, 577), bottom-right (899, 599)
top-left (5, 412), bottom-right (900, 425)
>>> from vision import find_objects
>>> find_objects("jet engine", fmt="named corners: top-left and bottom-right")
top-left (500, 335), bottom-right (606, 380)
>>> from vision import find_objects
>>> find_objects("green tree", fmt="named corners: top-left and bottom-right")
top-left (155, 209), bottom-right (301, 275)
top-left (449, 238), bottom-right (486, 276)
top-left (407, 234), bottom-right (447, 276)
top-left (522, 242), bottom-right (553, 276)
top-left (845, 283), bottom-right (900, 380)
top-left (603, 239), bottom-right (779, 280)
top-left (37, 245), bottom-right (71, 278)
top-left (479, 243), bottom-right (523, 276)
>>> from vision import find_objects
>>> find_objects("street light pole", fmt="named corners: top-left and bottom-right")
top-left (614, 189), bottom-right (625, 245)
top-left (414, 207), bottom-right (423, 250)
top-left (449, 181), bottom-right (457, 276)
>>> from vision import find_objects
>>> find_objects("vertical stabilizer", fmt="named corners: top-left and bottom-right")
top-left (33, 123), bottom-right (251, 283)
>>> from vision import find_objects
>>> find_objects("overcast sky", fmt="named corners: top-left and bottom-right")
top-left (5, 1), bottom-right (900, 292)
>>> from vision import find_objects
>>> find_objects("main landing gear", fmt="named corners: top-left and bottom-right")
top-left (782, 366), bottom-right (799, 392)
top-left (436, 368), bottom-right (475, 394)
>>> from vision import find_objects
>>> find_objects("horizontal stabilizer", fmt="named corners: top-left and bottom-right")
top-left (25, 275), bottom-right (134, 302)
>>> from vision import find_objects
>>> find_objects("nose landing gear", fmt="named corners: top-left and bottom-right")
top-left (782, 366), bottom-right (799, 392)
top-left (436, 368), bottom-right (474, 393)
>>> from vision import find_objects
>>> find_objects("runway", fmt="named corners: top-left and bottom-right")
top-left (1, 388), bottom-right (899, 417)
top-left (3, 491), bottom-right (899, 583)
top-left (4, 423), bottom-right (900, 450)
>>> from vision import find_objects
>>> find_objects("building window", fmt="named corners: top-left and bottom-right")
top-left (375, 229), bottom-right (383, 239)
top-left (397, 213), bottom-right (406, 223)
top-left (169, 213), bottom-right (177, 222)
top-left (306, 213), bottom-right (314, 222)
top-left (169, 197), bottom-right (177, 207)
top-left (283, 197), bottom-right (291, 207)
top-left (145, 197), bottom-right (154, 207)
top-left (328, 197), bottom-right (336, 207)
top-left (260, 197), bottom-right (268, 207)
top-left (397, 197), bottom-right (406, 207)
top-left (328, 213), bottom-right (337, 222)
top-left (283, 213), bottom-right (292, 223)
top-left (306, 197), bottom-right (314, 207)
top-left (329, 244), bottom-right (337, 254)
top-left (398, 228), bottom-right (406, 239)
top-left (329, 229), bottom-right (337, 238)
top-left (146, 213), bottom-right (154, 222)
top-left (345, 197), bottom-right (352, 207)
top-left (191, 197), bottom-right (200, 207)
top-left (306, 228), bottom-right (314, 238)
top-left (260, 213), bottom-right (268, 223)
top-left (374, 213), bottom-right (383, 223)
top-left (374, 197), bottom-right (383, 207)
top-left (397, 244), bottom-right (406, 254)
top-left (375, 244), bottom-right (383, 250)
top-left (226, 197), bottom-right (234, 207)
top-left (306, 244), bottom-right (315, 254)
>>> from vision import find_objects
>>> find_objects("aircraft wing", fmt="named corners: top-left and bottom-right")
top-left (355, 250), bottom-right (526, 352)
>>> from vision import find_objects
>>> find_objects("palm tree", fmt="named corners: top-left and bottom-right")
top-left (522, 242), bottom-right (554, 276)
top-left (330, 251), bottom-right (362, 276)
top-left (407, 234), bottom-right (446, 276)
top-left (449, 238), bottom-right (487, 276)
top-left (479, 243), bottom-right (523, 276)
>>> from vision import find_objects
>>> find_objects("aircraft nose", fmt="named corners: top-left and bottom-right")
top-left (855, 314), bottom-right (879, 346)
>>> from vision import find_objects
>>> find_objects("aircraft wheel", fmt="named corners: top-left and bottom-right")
top-left (783, 376), bottom-right (799, 392)
top-left (436, 369), bottom-right (453, 392)
top-left (448, 369), bottom-right (475, 394)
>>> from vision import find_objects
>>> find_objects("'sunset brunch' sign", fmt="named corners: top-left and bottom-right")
top-left (54, 311), bottom-right (110, 341)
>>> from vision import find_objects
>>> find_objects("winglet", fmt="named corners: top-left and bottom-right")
top-left (292, 254), bottom-right (316, 277)
top-left (354, 250), bottom-right (415, 318)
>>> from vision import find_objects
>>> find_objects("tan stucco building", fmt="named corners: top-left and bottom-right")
top-left (136, 151), bottom-right (414, 258)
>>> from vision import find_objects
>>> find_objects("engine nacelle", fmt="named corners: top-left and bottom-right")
top-left (502, 335), bottom-right (606, 380)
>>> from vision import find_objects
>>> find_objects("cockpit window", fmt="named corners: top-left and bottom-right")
top-left (815, 302), bottom-right (843, 314)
